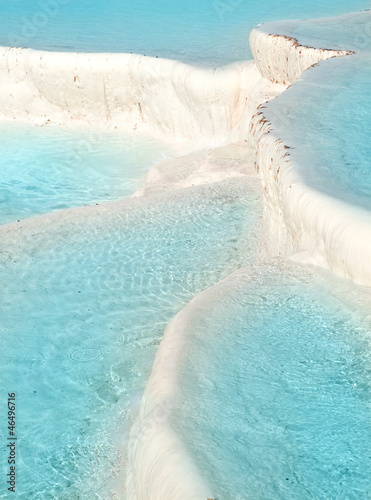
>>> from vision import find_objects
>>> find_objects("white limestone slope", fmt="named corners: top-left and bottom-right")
top-left (249, 20), bottom-right (371, 286)
top-left (249, 27), bottom-right (351, 85)
top-left (0, 47), bottom-right (267, 144)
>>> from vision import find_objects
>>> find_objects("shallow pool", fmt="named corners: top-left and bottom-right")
top-left (0, 178), bottom-right (260, 498)
top-left (171, 263), bottom-right (371, 500)
top-left (0, 123), bottom-right (171, 225)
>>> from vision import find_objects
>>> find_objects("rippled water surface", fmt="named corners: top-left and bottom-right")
top-left (0, 179), bottom-right (261, 498)
top-left (171, 263), bottom-right (371, 500)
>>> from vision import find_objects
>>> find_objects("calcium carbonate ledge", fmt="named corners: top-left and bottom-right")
top-left (125, 267), bottom-right (251, 500)
top-left (249, 19), bottom-right (371, 286)
top-left (249, 26), bottom-right (352, 85)
top-left (0, 46), bottom-right (267, 145)
top-left (128, 27), bottom-right (354, 199)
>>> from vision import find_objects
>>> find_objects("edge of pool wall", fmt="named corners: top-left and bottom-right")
top-left (0, 45), bottom-right (271, 144)
top-left (125, 268), bottom-right (249, 500)
top-left (249, 25), bottom-right (371, 286)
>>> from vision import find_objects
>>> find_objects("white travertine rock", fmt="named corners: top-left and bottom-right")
top-left (1, 14), bottom-right (370, 500)
top-left (251, 112), bottom-right (371, 286)
top-left (126, 269), bottom-right (249, 500)
top-left (0, 47), bottom-right (263, 143)
top-left (249, 25), bottom-right (370, 286)
top-left (249, 27), bottom-right (352, 85)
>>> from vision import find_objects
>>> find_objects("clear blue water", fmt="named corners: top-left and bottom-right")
top-left (1, 3), bottom-right (370, 499)
top-left (0, 0), bottom-right (368, 65)
top-left (266, 51), bottom-right (371, 210)
top-left (171, 263), bottom-right (371, 500)
top-left (0, 179), bottom-right (260, 498)
top-left (0, 123), bottom-right (171, 225)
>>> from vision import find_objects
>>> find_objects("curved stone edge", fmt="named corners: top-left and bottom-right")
top-left (253, 109), bottom-right (371, 284)
top-left (249, 26), bottom-right (354, 85)
top-left (0, 46), bottom-right (257, 143)
top-left (125, 267), bottom-right (250, 500)
top-left (247, 23), bottom-right (371, 286)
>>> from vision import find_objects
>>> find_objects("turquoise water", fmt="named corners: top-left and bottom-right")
top-left (265, 19), bottom-right (371, 211)
top-left (0, 179), bottom-right (260, 498)
top-left (0, 123), bottom-right (171, 225)
top-left (0, 0), bottom-right (368, 65)
top-left (171, 263), bottom-right (371, 499)
top-left (1, 3), bottom-right (371, 499)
